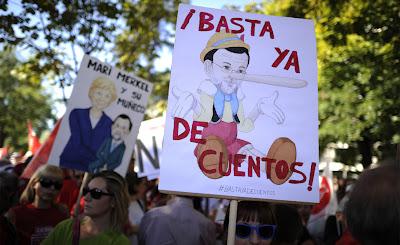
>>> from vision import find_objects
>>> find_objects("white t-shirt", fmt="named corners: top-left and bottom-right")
top-left (128, 200), bottom-right (145, 245)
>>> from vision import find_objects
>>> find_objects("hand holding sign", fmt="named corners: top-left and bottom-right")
top-left (257, 91), bottom-right (285, 124)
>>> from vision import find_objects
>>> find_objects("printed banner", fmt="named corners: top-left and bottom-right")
top-left (159, 4), bottom-right (319, 203)
top-left (48, 55), bottom-right (153, 177)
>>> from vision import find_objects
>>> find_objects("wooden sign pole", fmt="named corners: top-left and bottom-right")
top-left (227, 200), bottom-right (238, 245)
top-left (73, 172), bottom-right (90, 218)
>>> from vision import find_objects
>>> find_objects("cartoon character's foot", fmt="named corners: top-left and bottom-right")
top-left (266, 137), bottom-right (296, 185)
top-left (211, 105), bottom-right (222, 124)
top-left (233, 114), bottom-right (240, 124)
top-left (196, 136), bottom-right (228, 179)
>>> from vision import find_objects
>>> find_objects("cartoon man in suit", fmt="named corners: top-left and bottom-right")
top-left (88, 114), bottom-right (132, 172)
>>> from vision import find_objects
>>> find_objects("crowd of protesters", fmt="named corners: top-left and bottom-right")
top-left (0, 154), bottom-right (399, 245)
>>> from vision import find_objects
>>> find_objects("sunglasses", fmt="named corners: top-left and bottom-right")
top-left (83, 187), bottom-right (114, 200)
top-left (236, 223), bottom-right (276, 240)
top-left (39, 178), bottom-right (63, 190)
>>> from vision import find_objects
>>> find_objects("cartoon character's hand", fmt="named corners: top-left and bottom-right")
top-left (258, 91), bottom-right (285, 124)
top-left (171, 86), bottom-right (196, 118)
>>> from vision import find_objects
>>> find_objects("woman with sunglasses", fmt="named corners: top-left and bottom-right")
top-left (43, 170), bottom-right (130, 245)
top-left (7, 165), bottom-right (69, 245)
top-left (224, 201), bottom-right (277, 245)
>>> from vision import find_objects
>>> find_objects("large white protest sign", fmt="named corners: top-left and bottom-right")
top-left (135, 116), bottom-right (165, 178)
top-left (49, 55), bottom-right (153, 177)
top-left (159, 4), bottom-right (319, 203)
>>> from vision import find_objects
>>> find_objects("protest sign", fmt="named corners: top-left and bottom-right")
top-left (135, 116), bottom-right (165, 178)
top-left (48, 55), bottom-right (153, 177)
top-left (159, 4), bottom-right (319, 203)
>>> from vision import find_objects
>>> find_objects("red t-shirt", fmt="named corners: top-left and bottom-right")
top-left (11, 204), bottom-right (69, 245)
top-left (57, 178), bottom-right (79, 212)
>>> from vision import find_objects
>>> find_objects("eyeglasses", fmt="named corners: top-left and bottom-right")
top-left (39, 178), bottom-right (63, 190)
top-left (236, 223), bottom-right (276, 240)
top-left (83, 187), bottom-right (114, 200)
top-left (213, 63), bottom-right (247, 77)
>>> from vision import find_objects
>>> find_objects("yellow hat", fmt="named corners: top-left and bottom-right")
top-left (200, 32), bottom-right (250, 62)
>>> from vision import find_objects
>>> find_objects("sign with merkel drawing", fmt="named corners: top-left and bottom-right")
top-left (48, 55), bottom-right (153, 177)
top-left (159, 4), bottom-right (319, 203)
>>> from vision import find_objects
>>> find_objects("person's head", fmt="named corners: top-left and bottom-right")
top-left (83, 170), bottom-right (129, 232)
top-left (225, 201), bottom-right (277, 245)
top-left (125, 171), bottom-right (147, 198)
top-left (88, 76), bottom-right (117, 111)
top-left (345, 164), bottom-right (400, 245)
top-left (201, 32), bottom-right (250, 94)
top-left (0, 171), bottom-right (18, 214)
top-left (20, 165), bottom-right (64, 205)
top-left (271, 204), bottom-right (303, 245)
top-left (111, 114), bottom-right (132, 142)
top-left (295, 204), bottom-right (312, 225)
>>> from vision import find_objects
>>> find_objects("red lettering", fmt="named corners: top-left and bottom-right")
top-left (262, 157), bottom-right (275, 179)
top-left (230, 18), bottom-right (244, 34)
top-left (248, 156), bottom-right (260, 177)
top-left (307, 162), bottom-right (317, 191)
top-left (190, 121), bottom-right (208, 144)
top-left (260, 21), bottom-right (274, 39)
top-left (173, 117), bottom-right (190, 140)
top-left (216, 15), bottom-right (230, 33)
top-left (275, 160), bottom-right (289, 180)
top-left (199, 12), bottom-right (214, 31)
top-left (180, 9), bottom-right (196, 30)
top-left (198, 149), bottom-right (217, 174)
top-left (272, 48), bottom-right (289, 68)
top-left (244, 19), bottom-right (261, 36)
top-left (233, 154), bottom-right (246, 176)
top-left (289, 162), bottom-right (306, 184)
top-left (284, 51), bottom-right (300, 73)
top-left (219, 154), bottom-right (231, 176)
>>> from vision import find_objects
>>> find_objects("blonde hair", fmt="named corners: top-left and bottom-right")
top-left (20, 165), bottom-right (64, 204)
top-left (88, 171), bottom-right (129, 232)
top-left (88, 76), bottom-right (117, 103)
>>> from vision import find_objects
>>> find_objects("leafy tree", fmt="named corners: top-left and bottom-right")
top-left (250, 0), bottom-right (400, 168)
top-left (0, 49), bottom-right (53, 150)
top-left (1, 0), bottom-right (122, 102)
top-left (115, 0), bottom-right (182, 118)
top-left (1, 0), bottom-right (183, 118)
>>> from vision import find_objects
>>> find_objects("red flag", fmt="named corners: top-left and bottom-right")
top-left (307, 161), bottom-right (338, 240)
top-left (0, 146), bottom-right (8, 159)
top-left (28, 121), bottom-right (41, 155)
top-left (21, 119), bottom-right (62, 179)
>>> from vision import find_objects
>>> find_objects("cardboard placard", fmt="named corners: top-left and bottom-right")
top-left (135, 116), bottom-right (165, 178)
top-left (48, 55), bottom-right (153, 177)
top-left (159, 4), bottom-right (319, 203)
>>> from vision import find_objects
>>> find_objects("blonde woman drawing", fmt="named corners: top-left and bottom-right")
top-left (60, 77), bottom-right (117, 172)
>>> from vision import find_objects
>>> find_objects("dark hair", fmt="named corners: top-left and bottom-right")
top-left (125, 171), bottom-right (143, 195)
top-left (272, 204), bottom-right (303, 244)
top-left (345, 164), bottom-right (400, 245)
top-left (204, 47), bottom-right (250, 65)
top-left (224, 201), bottom-right (276, 232)
top-left (0, 171), bottom-right (18, 214)
top-left (114, 114), bottom-right (132, 131)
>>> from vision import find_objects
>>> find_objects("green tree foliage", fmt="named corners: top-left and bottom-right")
top-left (115, 0), bottom-right (182, 118)
top-left (0, 49), bottom-right (53, 150)
top-left (251, 0), bottom-right (400, 168)
top-left (1, 0), bottom-right (122, 102)
top-left (1, 0), bottom-right (182, 118)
